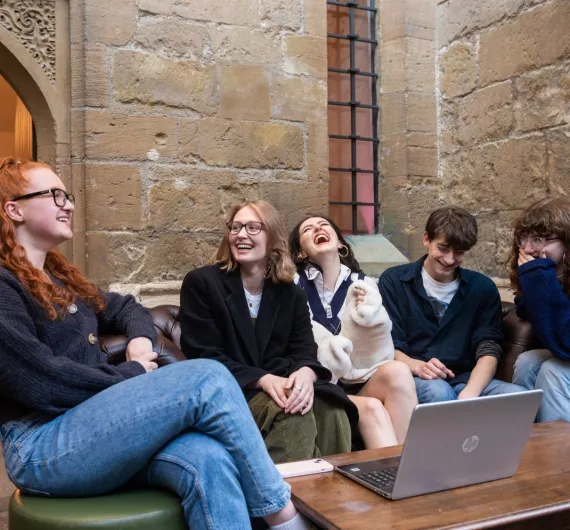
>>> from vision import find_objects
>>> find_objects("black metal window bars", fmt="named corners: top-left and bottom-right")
top-left (327, 0), bottom-right (379, 234)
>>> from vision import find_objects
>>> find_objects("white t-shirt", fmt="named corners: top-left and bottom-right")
top-left (244, 289), bottom-right (262, 319)
top-left (421, 266), bottom-right (459, 320)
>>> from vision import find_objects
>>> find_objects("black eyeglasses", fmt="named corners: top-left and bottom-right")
top-left (227, 221), bottom-right (265, 235)
top-left (13, 188), bottom-right (75, 208)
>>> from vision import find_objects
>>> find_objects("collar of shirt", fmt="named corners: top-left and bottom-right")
top-left (305, 263), bottom-right (352, 304)
top-left (401, 255), bottom-right (470, 302)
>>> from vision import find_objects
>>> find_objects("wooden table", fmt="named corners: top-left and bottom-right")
top-left (287, 421), bottom-right (570, 529)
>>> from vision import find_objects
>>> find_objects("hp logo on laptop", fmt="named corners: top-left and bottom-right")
top-left (462, 435), bottom-right (479, 453)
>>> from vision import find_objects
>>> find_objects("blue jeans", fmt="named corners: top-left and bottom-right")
top-left (513, 349), bottom-right (570, 422)
top-left (0, 360), bottom-right (290, 529)
top-left (414, 375), bottom-right (526, 404)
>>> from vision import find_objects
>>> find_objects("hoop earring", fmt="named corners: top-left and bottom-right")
top-left (338, 245), bottom-right (349, 258)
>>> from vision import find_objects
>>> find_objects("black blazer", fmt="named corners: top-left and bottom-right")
top-left (180, 264), bottom-right (358, 426)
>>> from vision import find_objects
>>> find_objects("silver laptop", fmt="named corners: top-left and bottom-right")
top-left (336, 390), bottom-right (542, 500)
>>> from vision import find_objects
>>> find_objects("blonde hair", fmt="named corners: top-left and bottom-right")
top-left (215, 200), bottom-right (296, 283)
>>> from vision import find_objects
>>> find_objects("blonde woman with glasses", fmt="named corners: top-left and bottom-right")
top-left (179, 200), bottom-right (358, 465)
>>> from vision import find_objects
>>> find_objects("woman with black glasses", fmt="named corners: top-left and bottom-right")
top-left (510, 198), bottom-right (570, 422)
top-left (0, 158), bottom-right (313, 530)
top-left (180, 200), bottom-right (358, 464)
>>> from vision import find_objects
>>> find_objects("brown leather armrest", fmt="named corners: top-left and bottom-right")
top-left (497, 301), bottom-right (538, 382)
top-left (100, 334), bottom-right (185, 367)
top-left (151, 305), bottom-right (182, 350)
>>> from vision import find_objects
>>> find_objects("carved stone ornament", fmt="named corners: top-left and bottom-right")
top-left (0, 0), bottom-right (56, 83)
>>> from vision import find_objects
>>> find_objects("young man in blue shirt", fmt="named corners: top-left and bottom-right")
top-left (378, 206), bottom-right (525, 403)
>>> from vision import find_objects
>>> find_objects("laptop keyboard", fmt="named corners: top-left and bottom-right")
top-left (361, 467), bottom-right (398, 488)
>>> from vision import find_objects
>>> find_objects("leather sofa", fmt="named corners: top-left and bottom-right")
top-left (101, 302), bottom-right (537, 384)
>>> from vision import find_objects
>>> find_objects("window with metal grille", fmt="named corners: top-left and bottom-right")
top-left (327, 0), bottom-right (379, 235)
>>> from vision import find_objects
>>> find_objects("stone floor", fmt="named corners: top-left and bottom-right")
top-left (0, 512), bottom-right (7, 530)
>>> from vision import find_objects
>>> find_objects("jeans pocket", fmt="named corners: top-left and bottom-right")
top-left (3, 414), bottom-right (53, 464)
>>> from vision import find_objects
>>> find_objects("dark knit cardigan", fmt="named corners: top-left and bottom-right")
top-left (516, 258), bottom-right (570, 361)
top-left (0, 267), bottom-right (156, 425)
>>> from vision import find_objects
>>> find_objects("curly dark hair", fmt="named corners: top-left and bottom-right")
top-left (508, 197), bottom-right (570, 296)
top-left (288, 213), bottom-right (363, 274)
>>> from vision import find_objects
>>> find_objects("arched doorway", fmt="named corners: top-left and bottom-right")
top-left (0, 73), bottom-right (36, 160)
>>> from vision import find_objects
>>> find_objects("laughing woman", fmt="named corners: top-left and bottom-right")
top-left (289, 215), bottom-right (417, 448)
top-left (511, 198), bottom-right (570, 422)
top-left (180, 200), bottom-right (358, 464)
top-left (0, 158), bottom-right (310, 530)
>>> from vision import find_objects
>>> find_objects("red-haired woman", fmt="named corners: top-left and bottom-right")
top-left (0, 158), bottom-right (311, 530)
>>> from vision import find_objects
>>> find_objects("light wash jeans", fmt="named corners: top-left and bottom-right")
top-left (513, 349), bottom-right (570, 422)
top-left (414, 375), bottom-right (526, 404)
top-left (0, 359), bottom-right (290, 529)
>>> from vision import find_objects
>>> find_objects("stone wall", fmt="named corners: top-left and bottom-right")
top-left (378, 0), bottom-right (439, 261)
top-left (73, 0), bottom-right (329, 296)
top-left (437, 0), bottom-right (570, 277)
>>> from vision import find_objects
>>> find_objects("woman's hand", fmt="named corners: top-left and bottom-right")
top-left (284, 366), bottom-right (317, 415)
top-left (518, 249), bottom-right (535, 266)
top-left (133, 350), bottom-right (159, 373)
top-left (258, 374), bottom-right (289, 408)
top-left (127, 337), bottom-right (158, 372)
top-left (126, 337), bottom-right (155, 362)
top-left (353, 284), bottom-right (367, 307)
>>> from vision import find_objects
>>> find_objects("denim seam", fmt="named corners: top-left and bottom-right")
top-left (13, 398), bottom-right (186, 467)
top-left (151, 453), bottom-right (216, 530)
top-left (208, 379), bottom-right (287, 509)
top-left (247, 486), bottom-right (291, 519)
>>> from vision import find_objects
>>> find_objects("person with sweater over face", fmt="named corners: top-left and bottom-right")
top-left (379, 206), bottom-right (525, 404)
top-left (180, 201), bottom-right (357, 466)
top-left (511, 198), bottom-right (570, 422)
top-left (289, 215), bottom-right (417, 449)
top-left (0, 158), bottom-right (310, 530)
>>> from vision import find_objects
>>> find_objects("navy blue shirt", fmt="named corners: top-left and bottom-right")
top-left (378, 256), bottom-right (504, 376)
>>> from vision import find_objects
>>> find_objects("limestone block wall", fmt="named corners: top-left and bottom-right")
top-left (437, 0), bottom-right (570, 278)
top-left (378, 0), bottom-right (439, 260)
top-left (74, 0), bottom-right (329, 292)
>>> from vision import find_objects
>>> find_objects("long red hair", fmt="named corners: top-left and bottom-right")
top-left (0, 157), bottom-right (105, 319)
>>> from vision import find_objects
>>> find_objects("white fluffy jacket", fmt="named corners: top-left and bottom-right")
top-left (312, 280), bottom-right (395, 384)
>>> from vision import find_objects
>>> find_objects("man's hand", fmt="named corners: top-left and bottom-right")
top-left (412, 358), bottom-right (455, 380)
top-left (126, 337), bottom-right (155, 362)
top-left (284, 367), bottom-right (317, 415)
top-left (257, 374), bottom-right (289, 408)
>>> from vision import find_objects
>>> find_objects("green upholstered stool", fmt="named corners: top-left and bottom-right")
top-left (9, 488), bottom-right (187, 530)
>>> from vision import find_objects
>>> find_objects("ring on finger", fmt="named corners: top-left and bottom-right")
top-left (294, 385), bottom-right (303, 391)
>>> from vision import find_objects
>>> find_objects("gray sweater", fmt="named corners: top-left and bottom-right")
top-left (0, 267), bottom-right (156, 425)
